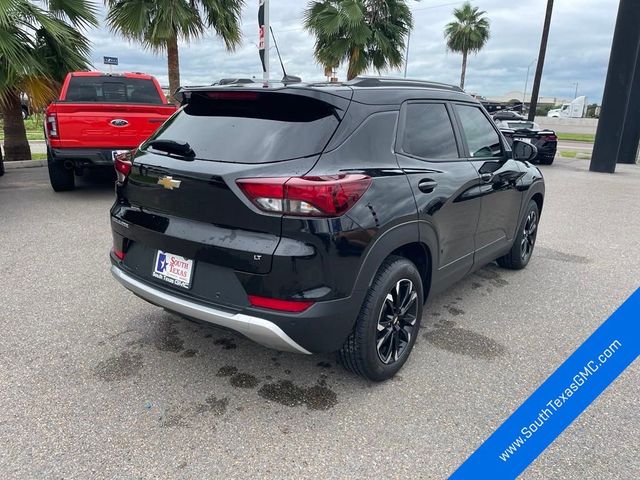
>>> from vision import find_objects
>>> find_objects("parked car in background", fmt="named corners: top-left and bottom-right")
top-left (493, 112), bottom-right (557, 165)
top-left (44, 72), bottom-right (177, 191)
top-left (110, 77), bottom-right (544, 381)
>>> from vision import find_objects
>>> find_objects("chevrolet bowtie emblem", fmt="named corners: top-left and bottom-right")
top-left (157, 176), bottom-right (181, 190)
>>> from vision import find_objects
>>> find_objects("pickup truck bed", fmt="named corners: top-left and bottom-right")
top-left (45, 71), bottom-right (176, 191)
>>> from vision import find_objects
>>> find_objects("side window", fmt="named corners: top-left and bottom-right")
top-left (455, 105), bottom-right (503, 158)
top-left (402, 103), bottom-right (459, 160)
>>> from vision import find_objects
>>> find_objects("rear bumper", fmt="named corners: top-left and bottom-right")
top-left (50, 147), bottom-right (134, 168)
top-left (111, 265), bottom-right (312, 354)
top-left (534, 141), bottom-right (557, 160)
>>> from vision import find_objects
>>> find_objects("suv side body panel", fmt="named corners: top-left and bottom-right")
top-left (394, 100), bottom-right (482, 293)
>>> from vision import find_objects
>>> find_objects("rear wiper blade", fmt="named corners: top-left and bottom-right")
top-left (147, 139), bottom-right (195, 159)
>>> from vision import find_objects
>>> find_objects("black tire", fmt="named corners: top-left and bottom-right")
top-left (537, 155), bottom-right (554, 165)
top-left (47, 149), bottom-right (75, 192)
top-left (0, 146), bottom-right (4, 177)
top-left (497, 200), bottom-right (539, 270)
top-left (338, 256), bottom-right (423, 381)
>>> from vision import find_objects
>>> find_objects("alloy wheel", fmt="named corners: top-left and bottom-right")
top-left (521, 210), bottom-right (538, 262)
top-left (376, 279), bottom-right (418, 364)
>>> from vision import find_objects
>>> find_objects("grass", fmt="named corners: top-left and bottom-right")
top-left (559, 150), bottom-right (592, 160)
top-left (0, 115), bottom-right (46, 142)
top-left (556, 133), bottom-right (595, 143)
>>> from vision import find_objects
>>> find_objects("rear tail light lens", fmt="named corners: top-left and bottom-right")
top-left (45, 114), bottom-right (58, 138)
top-left (541, 134), bottom-right (558, 141)
top-left (248, 295), bottom-right (314, 313)
top-left (111, 247), bottom-right (125, 260)
top-left (237, 174), bottom-right (372, 217)
top-left (114, 149), bottom-right (135, 183)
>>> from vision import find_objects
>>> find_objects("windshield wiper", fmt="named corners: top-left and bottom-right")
top-left (147, 139), bottom-right (195, 159)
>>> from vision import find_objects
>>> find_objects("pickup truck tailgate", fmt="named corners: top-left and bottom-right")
top-left (51, 103), bottom-right (176, 149)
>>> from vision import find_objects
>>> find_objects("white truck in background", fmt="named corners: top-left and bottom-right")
top-left (547, 95), bottom-right (587, 118)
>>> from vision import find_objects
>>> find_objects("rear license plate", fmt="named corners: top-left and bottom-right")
top-left (112, 150), bottom-right (129, 161)
top-left (152, 250), bottom-right (194, 289)
top-left (514, 137), bottom-right (532, 144)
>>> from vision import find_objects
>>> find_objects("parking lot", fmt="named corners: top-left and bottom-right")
top-left (1, 160), bottom-right (638, 479)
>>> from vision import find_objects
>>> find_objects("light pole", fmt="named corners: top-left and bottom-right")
top-left (404, 30), bottom-right (411, 78)
top-left (570, 82), bottom-right (578, 98)
top-left (523, 58), bottom-right (536, 113)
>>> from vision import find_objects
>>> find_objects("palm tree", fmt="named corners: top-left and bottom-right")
top-left (304, 0), bottom-right (413, 81)
top-left (105, 0), bottom-right (244, 104)
top-left (444, 1), bottom-right (490, 90)
top-left (0, 0), bottom-right (97, 161)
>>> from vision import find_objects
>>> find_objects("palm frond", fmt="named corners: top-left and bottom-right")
top-left (304, 0), bottom-right (412, 79)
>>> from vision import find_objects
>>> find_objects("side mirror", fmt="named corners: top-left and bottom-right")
top-left (512, 140), bottom-right (538, 162)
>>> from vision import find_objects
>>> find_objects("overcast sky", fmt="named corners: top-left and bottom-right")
top-left (87, 0), bottom-right (619, 104)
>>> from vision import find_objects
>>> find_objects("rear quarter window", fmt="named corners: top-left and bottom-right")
top-left (146, 92), bottom-right (340, 163)
top-left (401, 103), bottom-right (459, 160)
top-left (64, 76), bottom-right (164, 104)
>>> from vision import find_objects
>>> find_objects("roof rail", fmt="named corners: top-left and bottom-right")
top-left (346, 76), bottom-right (463, 92)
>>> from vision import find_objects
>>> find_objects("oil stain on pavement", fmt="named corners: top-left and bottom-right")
top-left (423, 319), bottom-right (506, 360)
top-left (216, 365), bottom-right (238, 377)
top-left (229, 373), bottom-right (260, 389)
top-left (258, 377), bottom-right (338, 411)
top-left (536, 246), bottom-right (591, 264)
top-left (94, 351), bottom-right (143, 381)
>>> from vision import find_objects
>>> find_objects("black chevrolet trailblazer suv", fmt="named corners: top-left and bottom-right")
top-left (110, 77), bottom-right (544, 381)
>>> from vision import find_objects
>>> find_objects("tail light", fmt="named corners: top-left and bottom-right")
top-left (114, 149), bottom-right (135, 183)
top-left (248, 295), bottom-right (313, 313)
top-left (541, 134), bottom-right (558, 142)
top-left (236, 174), bottom-right (372, 217)
top-left (111, 247), bottom-right (125, 260)
top-left (45, 113), bottom-right (58, 138)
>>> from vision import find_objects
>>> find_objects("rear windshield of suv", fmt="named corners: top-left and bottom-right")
top-left (64, 76), bottom-right (164, 104)
top-left (147, 91), bottom-right (340, 163)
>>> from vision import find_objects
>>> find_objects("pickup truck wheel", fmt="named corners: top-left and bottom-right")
top-left (497, 200), bottom-right (539, 270)
top-left (338, 256), bottom-right (423, 381)
top-left (47, 149), bottom-right (75, 192)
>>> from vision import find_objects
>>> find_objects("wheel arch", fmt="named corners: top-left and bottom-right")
top-left (531, 191), bottom-right (544, 214)
top-left (352, 221), bottom-right (435, 303)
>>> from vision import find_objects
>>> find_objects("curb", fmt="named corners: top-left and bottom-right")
top-left (3, 159), bottom-right (46, 169)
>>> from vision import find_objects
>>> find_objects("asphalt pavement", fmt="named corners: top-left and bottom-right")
top-left (0, 160), bottom-right (638, 479)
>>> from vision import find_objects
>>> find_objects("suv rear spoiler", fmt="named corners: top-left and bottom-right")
top-left (173, 84), bottom-right (353, 112)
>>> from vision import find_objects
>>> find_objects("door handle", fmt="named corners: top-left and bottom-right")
top-left (480, 172), bottom-right (494, 183)
top-left (418, 179), bottom-right (438, 193)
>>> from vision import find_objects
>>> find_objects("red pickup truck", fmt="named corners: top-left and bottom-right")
top-left (45, 71), bottom-right (176, 191)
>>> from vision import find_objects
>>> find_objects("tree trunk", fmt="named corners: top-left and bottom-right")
top-left (167, 34), bottom-right (181, 106)
top-left (347, 48), bottom-right (359, 81)
top-left (2, 90), bottom-right (31, 161)
top-left (460, 50), bottom-right (468, 90)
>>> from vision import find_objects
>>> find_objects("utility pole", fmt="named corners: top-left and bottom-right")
top-left (523, 58), bottom-right (536, 113)
top-left (404, 30), bottom-right (411, 78)
top-left (528, 0), bottom-right (554, 121)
